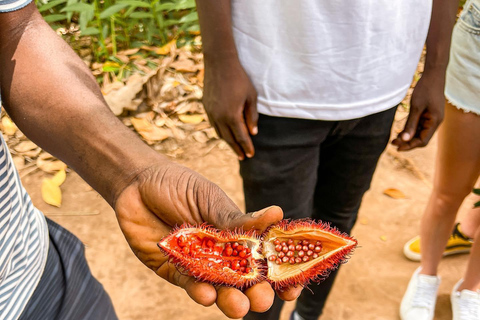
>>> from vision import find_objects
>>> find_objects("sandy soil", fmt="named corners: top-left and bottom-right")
top-left (20, 109), bottom-right (476, 320)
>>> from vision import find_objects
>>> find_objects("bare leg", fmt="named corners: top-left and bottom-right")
top-left (459, 221), bottom-right (480, 291)
top-left (459, 192), bottom-right (480, 239)
top-left (420, 103), bottom-right (480, 276)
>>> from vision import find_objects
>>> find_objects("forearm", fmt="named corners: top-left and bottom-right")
top-left (423, 0), bottom-right (458, 75)
top-left (0, 3), bottom-right (166, 206)
top-left (195, 0), bottom-right (239, 65)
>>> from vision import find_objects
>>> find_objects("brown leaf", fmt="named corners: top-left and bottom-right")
top-left (383, 188), bottom-right (406, 199)
top-left (178, 114), bottom-right (204, 124)
top-left (14, 141), bottom-right (38, 153)
top-left (170, 59), bottom-right (198, 73)
top-left (37, 156), bottom-right (67, 173)
top-left (130, 118), bottom-right (170, 142)
top-left (119, 48), bottom-right (140, 56)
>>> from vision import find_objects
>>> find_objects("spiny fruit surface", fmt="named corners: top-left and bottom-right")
top-left (158, 219), bottom-right (357, 290)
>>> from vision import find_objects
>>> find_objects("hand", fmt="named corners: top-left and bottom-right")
top-left (203, 57), bottom-right (258, 160)
top-left (392, 71), bottom-right (445, 151)
top-left (114, 162), bottom-right (302, 318)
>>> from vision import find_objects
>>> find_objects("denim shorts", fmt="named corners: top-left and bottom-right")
top-left (445, 0), bottom-right (480, 116)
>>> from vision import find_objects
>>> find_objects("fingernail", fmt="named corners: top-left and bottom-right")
top-left (246, 153), bottom-right (253, 158)
top-left (252, 126), bottom-right (258, 135)
top-left (238, 156), bottom-right (244, 161)
top-left (252, 209), bottom-right (266, 218)
top-left (401, 132), bottom-right (411, 141)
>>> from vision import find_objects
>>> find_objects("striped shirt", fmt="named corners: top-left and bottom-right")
top-left (0, 133), bottom-right (49, 320)
top-left (1, 1), bottom-right (49, 319)
top-left (0, 0), bottom-right (31, 12)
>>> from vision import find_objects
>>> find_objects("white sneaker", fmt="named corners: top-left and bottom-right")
top-left (400, 267), bottom-right (441, 320)
top-left (451, 279), bottom-right (480, 320)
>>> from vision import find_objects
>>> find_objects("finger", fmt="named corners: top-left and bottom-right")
top-left (399, 106), bottom-right (423, 142)
top-left (230, 120), bottom-right (255, 159)
top-left (276, 285), bottom-right (303, 301)
top-left (218, 125), bottom-right (245, 160)
top-left (244, 281), bottom-right (275, 313)
top-left (244, 94), bottom-right (259, 136)
top-left (222, 205), bottom-right (284, 233)
top-left (397, 137), bottom-right (426, 151)
top-left (216, 286), bottom-right (250, 319)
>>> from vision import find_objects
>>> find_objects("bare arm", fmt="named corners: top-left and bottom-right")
top-left (0, 3), bottom-right (287, 318)
top-left (393, 0), bottom-right (459, 151)
top-left (196, 0), bottom-right (258, 160)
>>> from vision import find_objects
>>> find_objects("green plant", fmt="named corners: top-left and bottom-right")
top-left (36, 0), bottom-right (199, 61)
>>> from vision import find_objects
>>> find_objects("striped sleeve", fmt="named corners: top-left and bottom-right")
top-left (0, 0), bottom-right (32, 13)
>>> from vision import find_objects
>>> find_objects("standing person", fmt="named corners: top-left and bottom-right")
top-left (0, 2), bottom-right (302, 319)
top-left (195, 1), bottom-right (458, 319)
top-left (400, 1), bottom-right (480, 318)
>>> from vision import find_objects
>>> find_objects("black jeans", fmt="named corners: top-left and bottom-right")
top-left (241, 107), bottom-right (397, 320)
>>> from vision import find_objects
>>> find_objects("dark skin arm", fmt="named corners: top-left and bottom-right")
top-left (392, 0), bottom-right (459, 151)
top-left (0, 3), bottom-right (295, 318)
top-left (195, 0), bottom-right (258, 161)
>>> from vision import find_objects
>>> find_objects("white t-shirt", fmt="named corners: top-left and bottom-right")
top-left (231, 0), bottom-right (432, 120)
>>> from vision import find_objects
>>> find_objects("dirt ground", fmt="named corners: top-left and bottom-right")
top-left (20, 109), bottom-right (477, 320)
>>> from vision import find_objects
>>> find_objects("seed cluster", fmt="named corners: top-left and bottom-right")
top-left (175, 235), bottom-right (253, 274)
top-left (269, 239), bottom-right (322, 265)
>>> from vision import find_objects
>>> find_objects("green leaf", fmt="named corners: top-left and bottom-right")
top-left (79, 9), bottom-right (94, 31)
top-left (43, 13), bottom-right (67, 22)
top-left (474, 200), bottom-right (480, 208)
top-left (60, 2), bottom-right (93, 13)
top-left (38, 0), bottom-right (67, 12)
top-left (81, 27), bottom-right (100, 35)
top-left (179, 11), bottom-right (198, 23)
top-left (473, 188), bottom-right (480, 195)
top-left (128, 11), bottom-right (153, 19)
top-left (117, 0), bottom-right (151, 8)
top-left (99, 3), bottom-right (129, 19)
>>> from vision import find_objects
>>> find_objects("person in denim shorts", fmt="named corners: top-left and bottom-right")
top-left (400, 1), bottom-right (480, 319)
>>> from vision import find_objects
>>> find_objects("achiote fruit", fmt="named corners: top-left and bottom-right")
top-left (158, 219), bottom-right (357, 290)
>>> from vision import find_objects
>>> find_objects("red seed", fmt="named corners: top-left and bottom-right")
top-left (298, 250), bottom-right (305, 257)
top-left (182, 246), bottom-right (190, 254)
top-left (232, 250), bottom-right (238, 256)
top-left (278, 252), bottom-right (285, 258)
top-left (224, 247), bottom-right (233, 256)
top-left (302, 240), bottom-right (310, 245)
top-left (289, 257), bottom-right (296, 264)
top-left (295, 257), bottom-right (302, 263)
top-left (268, 255), bottom-right (276, 261)
top-left (307, 250), bottom-right (313, 256)
top-left (225, 242), bottom-right (232, 247)
top-left (313, 253), bottom-right (319, 259)
top-left (275, 245), bottom-right (282, 252)
top-left (287, 239), bottom-right (294, 245)
top-left (302, 246), bottom-right (308, 251)
top-left (276, 259), bottom-right (282, 265)
top-left (274, 239), bottom-right (281, 245)
top-left (308, 244), bottom-right (315, 250)
top-left (245, 267), bottom-right (252, 273)
top-left (314, 246), bottom-right (322, 253)
top-left (239, 250), bottom-right (246, 258)
top-left (177, 235), bottom-right (187, 247)
top-left (246, 248), bottom-right (251, 254)
top-left (240, 259), bottom-right (248, 267)
top-left (288, 244), bottom-right (295, 251)
top-left (282, 256), bottom-right (289, 263)
top-left (207, 239), bottom-right (215, 248)
top-left (282, 246), bottom-right (289, 253)
top-left (286, 251), bottom-right (294, 257)
top-left (232, 242), bottom-right (239, 248)
top-left (223, 261), bottom-right (231, 268)
top-left (281, 241), bottom-right (287, 246)
top-left (231, 261), bottom-right (240, 270)
top-left (295, 245), bottom-right (302, 251)
top-left (303, 256), bottom-right (310, 262)
top-left (237, 245), bottom-right (244, 251)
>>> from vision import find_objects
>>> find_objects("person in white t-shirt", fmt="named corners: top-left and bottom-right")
top-left (195, 1), bottom-right (459, 319)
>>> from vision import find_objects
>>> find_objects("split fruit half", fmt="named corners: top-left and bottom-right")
top-left (158, 219), bottom-right (357, 290)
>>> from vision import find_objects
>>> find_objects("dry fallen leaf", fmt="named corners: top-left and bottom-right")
top-left (178, 114), bottom-right (204, 124)
top-left (14, 141), bottom-right (38, 153)
top-left (37, 156), bottom-right (67, 173)
top-left (156, 39), bottom-right (177, 55)
top-left (170, 58), bottom-right (198, 73)
top-left (1, 117), bottom-right (17, 136)
top-left (131, 118), bottom-right (170, 142)
top-left (383, 188), bottom-right (406, 199)
top-left (50, 169), bottom-right (66, 186)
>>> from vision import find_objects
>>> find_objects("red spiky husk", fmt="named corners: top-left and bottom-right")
top-left (158, 219), bottom-right (357, 290)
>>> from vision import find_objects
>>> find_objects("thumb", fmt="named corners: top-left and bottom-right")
top-left (244, 94), bottom-right (259, 136)
top-left (228, 206), bottom-right (284, 233)
top-left (400, 106), bottom-right (422, 142)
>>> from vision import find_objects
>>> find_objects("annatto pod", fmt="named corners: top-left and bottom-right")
top-left (158, 219), bottom-right (357, 290)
